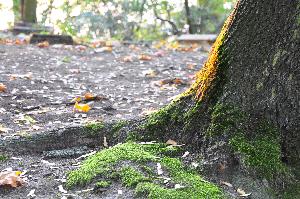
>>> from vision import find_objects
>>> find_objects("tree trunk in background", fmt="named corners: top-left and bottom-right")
top-left (184, 0), bottom-right (196, 34)
top-left (23, 0), bottom-right (37, 23)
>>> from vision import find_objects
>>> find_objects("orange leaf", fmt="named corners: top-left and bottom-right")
top-left (139, 54), bottom-right (152, 61)
top-left (0, 83), bottom-right (6, 92)
top-left (172, 78), bottom-right (184, 85)
top-left (37, 41), bottom-right (49, 48)
top-left (84, 92), bottom-right (94, 100)
top-left (74, 102), bottom-right (91, 112)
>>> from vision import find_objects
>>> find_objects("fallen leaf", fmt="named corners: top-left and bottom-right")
top-left (74, 102), bottom-right (91, 112)
top-left (139, 54), bottom-right (152, 61)
top-left (166, 139), bottom-right (177, 146)
top-left (75, 151), bottom-right (97, 160)
top-left (71, 97), bottom-right (82, 103)
top-left (0, 171), bottom-right (24, 188)
top-left (220, 181), bottom-right (233, 188)
top-left (103, 136), bottom-right (108, 147)
top-left (37, 41), bottom-right (49, 48)
top-left (182, 151), bottom-right (190, 158)
top-left (0, 83), bottom-right (7, 92)
top-left (172, 78), bottom-right (184, 85)
top-left (123, 56), bottom-right (133, 62)
top-left (95, 46), bottom-right (112, 53)
top-left (237, 188), bottom-right (252, 197)
top-left (27, 189), bottom-right (36, 198)
top-left (191, 162), bottom-right (199, 168)
top-left (144, 69), bottom-right (158, 78)
top-left (84, 92), bottom-right (95, 100)
top-left (41, 160), bottom-right (56, 166)
top-left (157, 163), bottom-right (163, 175)
top-left (174, 184), bottom-right (185, 189)
top-left (129, 44), bottom-right (140, 51)
top-left (58, 185), bottom-right (67, 193)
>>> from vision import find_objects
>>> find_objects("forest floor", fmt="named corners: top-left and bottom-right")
top-left (0, 35), bottom-right (215, 198)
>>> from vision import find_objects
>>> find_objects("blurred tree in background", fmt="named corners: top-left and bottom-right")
top-left (5, 0), bottom-right (236, 41)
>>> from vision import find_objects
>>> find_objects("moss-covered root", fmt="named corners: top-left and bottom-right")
top-left (66, 142), bottom-right (223, 199)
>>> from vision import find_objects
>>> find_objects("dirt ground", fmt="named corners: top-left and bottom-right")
top-left (0, 40), bottom-right (206, 138)
top-left (0, 36), bottom-right (209, 198)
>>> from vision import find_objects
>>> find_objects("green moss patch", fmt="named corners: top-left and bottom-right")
top-left (95, 180), bottom-right (111, 188)
top-left (66, 142), bottom-right (222, 198)
top-left (120, 167), bottom-right (149, 187)
top-left (85, 121), bottom-right (105, 136)
top-left (208, 103), bottom-right (288, 179)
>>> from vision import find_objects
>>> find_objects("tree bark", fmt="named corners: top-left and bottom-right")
top-left (23, 0), bottom-right (37, 23)
top-left (137, 0), bottom-right (299, 174)
top-left (198, 0), bottom-right (298, 164)
top-left (184, 0), bottom-right (196, 34)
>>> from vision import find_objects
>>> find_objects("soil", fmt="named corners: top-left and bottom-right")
top-left (0, 34), bottom-right (209, 198)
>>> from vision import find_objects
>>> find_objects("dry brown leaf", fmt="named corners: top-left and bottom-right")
top-left (144, 69), bottom-right (158, 78)
top-left (123, 56), bottom-right (133, 62)
top-left (172, 78), bottom-right (184, 85)
top-left (0, 171), bottom-right (24, 188)
top-left (37, 41), bottom-right (49, 48)
top-left (129, 44), bottom-right (140, 51)
top-left (237, 188), bottom-right (252, 197)
top-left (9, 75), bottom-right (17, 81)
top-left (220, 181), bottom-right (233, 188)
top-left (139, 54), bottom-right (152, 61)
top-left (0, 83), bottom-right (7, 92)
top-left (166, 139), bottom-right (177, 146)
top-left (103, 46), bottom-right (113, 52)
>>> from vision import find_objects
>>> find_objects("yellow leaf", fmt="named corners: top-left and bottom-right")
top-left (74, 102), bottom-right (91, 112)
top-left (71, 97), bottom-right (82, 103)
top-left (15, 171), bottom-right (22, 176)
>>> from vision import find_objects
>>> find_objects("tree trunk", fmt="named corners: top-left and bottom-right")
top-left (135, 0), bottom-right (299, 185)
top-left (23, 0), bottom-right (37, 23)
top-left (184, 0), bottom-right (196, 34)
